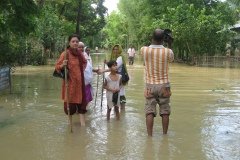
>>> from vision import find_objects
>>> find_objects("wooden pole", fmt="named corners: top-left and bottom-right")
top-left (64, 41), bottom-right (73, 133)
top-left (100, 62), bottom-right (105, 110)
top-left (94, 65), bottom-right (100, 107)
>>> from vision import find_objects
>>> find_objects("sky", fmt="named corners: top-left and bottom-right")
top-left (103, 0), bottom-right (119, 14)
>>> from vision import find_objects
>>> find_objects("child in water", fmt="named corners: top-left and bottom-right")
top-left (103, 60), bottom-right (122, 120)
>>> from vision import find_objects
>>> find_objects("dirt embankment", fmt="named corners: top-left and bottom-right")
top-left (11, 65), bottom-right (54, 75)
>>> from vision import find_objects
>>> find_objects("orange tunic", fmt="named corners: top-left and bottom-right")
top-left (55, 49), bottom-right (87, 104)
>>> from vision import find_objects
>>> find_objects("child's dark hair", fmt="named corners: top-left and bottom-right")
top-left (107, 60), bottom-right (117, 68)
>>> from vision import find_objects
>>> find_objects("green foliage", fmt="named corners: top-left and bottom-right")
top-left (102, 12), bottom-right (128, 49)
top-left (35, 4), bottom-right (72, 55)
top-left (163, 2), bottom-right (236, 57)
top-left (0, 0), bottom-right (38, 36)
top-left (102, 0), bottom-right (238, 62)
top-left (0, 0), bottom-right (38, 66)
top-left (0, 0), bottom-right (107, 66)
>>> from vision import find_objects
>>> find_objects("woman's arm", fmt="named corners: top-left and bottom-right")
top-left (116, 56), bottom-right (123, 69)
top-left (79, 51), bottom-right (87, 70)
top-left (55, 52), bottom-right (67, 71)
top-left (99, 61), bottom-right (110, 74)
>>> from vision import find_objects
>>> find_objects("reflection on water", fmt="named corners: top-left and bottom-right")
top-left (0, 54), bottom-right (239, 160)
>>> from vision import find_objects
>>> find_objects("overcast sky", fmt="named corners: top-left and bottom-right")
top-left (104, 0), bottom-right (119, 14)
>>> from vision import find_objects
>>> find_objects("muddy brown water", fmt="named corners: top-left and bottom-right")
top-left (0, 54), bottom-right (239, 160)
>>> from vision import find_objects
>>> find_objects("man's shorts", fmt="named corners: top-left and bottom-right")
top-left (129, 56), bottom-right (134, 61)
top-left (144, 83), bottom-right (171, 117)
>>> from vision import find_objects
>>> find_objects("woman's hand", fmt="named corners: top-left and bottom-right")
top-left (61, 60), bottom-right (68, 68)
top-left (112, 88), bottom-right (120, 93)
top-left (98, 69), bottom-right (105, 74)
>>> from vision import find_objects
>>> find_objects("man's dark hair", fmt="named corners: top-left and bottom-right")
top-left (152, 29), bottom-right (164, 42)
top-left (107, 60), bottom-right (117, 68)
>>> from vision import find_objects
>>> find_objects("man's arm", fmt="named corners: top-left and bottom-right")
top-left (168, 49), bottom-right (174, 62)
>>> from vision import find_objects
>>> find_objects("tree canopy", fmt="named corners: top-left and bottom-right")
top-left (102, 0), bottom-right (239, 61)
top-left (0, 0), bottom-right (107, 66)
top-left (0, 0), bottom-right (239, 66)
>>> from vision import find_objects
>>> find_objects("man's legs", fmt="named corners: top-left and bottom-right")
top-left (107, 106), bottom-right (111, 121)
top-left (162, 114), bottom-right (169, 134)
top-left (129, 57), bottom-right (133, 65)
top-left (146, 113), bottom-right (154, 136)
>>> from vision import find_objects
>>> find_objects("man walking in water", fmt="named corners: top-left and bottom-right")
top-left (141, 29), bottom-right (174, 136)
top-left (127, 45), bottom-right (136, 65)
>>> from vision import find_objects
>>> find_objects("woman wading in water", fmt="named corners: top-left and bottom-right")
top-left (55, 34), bottom-right (87, 127)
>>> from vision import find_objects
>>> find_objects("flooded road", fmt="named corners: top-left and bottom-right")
top-left (0, 54), bottom-right (239, 160)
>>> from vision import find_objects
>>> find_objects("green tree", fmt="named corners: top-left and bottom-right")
top-left (35, 3), bottom-right (73, 58)
top-left (0, 0), bottom-right (107, 66)
top-left (103, 0), bottom-right (238, 62)
top-left (57, 0), bottom-right (107, 43)
top-left (102, 12), bottom-right (128, 50)
top-left (0, 0), bottom-right (38, 66)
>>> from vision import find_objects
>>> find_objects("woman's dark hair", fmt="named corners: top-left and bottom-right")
top-left (68, 34), bottom-right (80, 42)
top-left (67, 34), bottom-right (80, 48)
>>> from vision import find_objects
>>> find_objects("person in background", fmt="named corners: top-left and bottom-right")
top-left (103, 60), bottom-right (122, 120)
top-left (55, 34), bottom-right (87, 127)
top-left (127, 45), bottom-right (136, 65)
top-left (95, 46), bottom-right (99, 53)
top-left (141, 29), bottom-right (174, 136)
top-left (79, 42), bottom-right (99, 107)
top-left (100, 44), bottom-right (128, 111)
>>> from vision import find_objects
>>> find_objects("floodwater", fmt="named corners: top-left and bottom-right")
top-left (0, 54), bottom-right (239, 160)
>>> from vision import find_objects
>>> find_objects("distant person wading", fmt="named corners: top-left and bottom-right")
top-left (127, 45), bottom-right (136, 65)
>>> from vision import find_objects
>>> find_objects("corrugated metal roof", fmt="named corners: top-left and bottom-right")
top-left (232, 23), bottom-right (240, 28)
top-left (229, 23), bottom-right (240, 31)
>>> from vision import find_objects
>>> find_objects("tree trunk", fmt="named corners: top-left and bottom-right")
top-left (76, 0), bottom-right (82, 37)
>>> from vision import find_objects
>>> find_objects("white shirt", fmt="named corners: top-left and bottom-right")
top-left (83, 52), bottom-right (93, 85)
top-left (127, 48), bottom-right (135, 57)
top-left (116, 56), bottom-right (123, 73)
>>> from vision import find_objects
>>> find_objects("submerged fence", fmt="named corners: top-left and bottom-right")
top-left (194, 56), bottom-right (240, 68)
top-left (0, 66), bottom-right (11, 93)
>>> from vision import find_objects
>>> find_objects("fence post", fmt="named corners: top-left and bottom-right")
top-left (0, 66), bottom-right (11, 93)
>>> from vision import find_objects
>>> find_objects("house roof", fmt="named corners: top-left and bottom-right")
top-left (230, 23), bottom-right (240, 31)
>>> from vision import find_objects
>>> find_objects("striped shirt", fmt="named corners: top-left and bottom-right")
top-left (141, 45), bottom-right (174, 84)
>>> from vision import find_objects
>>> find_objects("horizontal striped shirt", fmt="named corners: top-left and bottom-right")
top-left (141, 45), bottom-right (174, 84)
